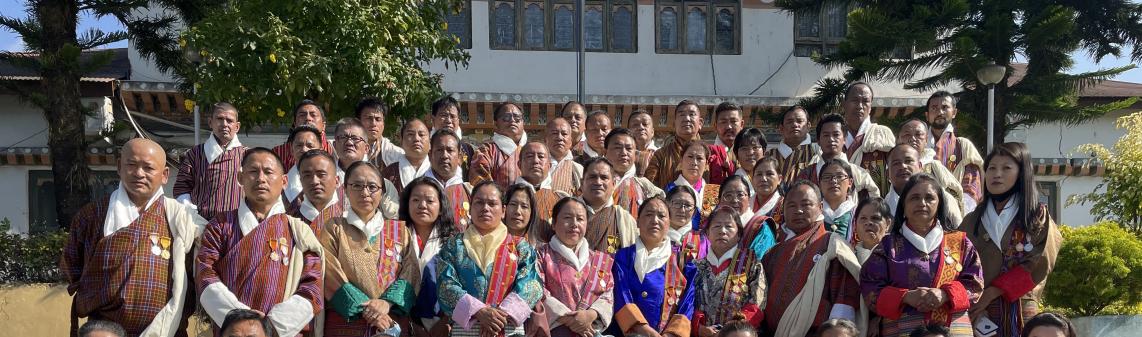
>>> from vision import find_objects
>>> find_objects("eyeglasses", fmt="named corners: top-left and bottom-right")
top-left (721, 191), bottom-right (749, 201)
top-left (670, 202), bottom-right (695, 212)
top-left (821, 174), bottom-right (850, 183)
top-left (337, 135), bottom-right (366, 144)
top-left (498, 113), bottom-right (524, 122)
top-left (347, 182), bottom-right (382, 194)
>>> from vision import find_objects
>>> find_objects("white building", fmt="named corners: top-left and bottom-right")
top-left (0, 0), bottom-right (1136, 233)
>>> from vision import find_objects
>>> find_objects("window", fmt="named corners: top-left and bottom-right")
top-left (488, 0), bottom-right (637, 53)
top-left (445, 1), bottom-right (473, 49)
top-left (28, 170), bottom-right (120, 234)
top-left (1036, 181), bottom-right (1060, 222)
top-left (656, 0), bottom-right (740, 54)
top-left (793, 2), bottom-right (848, 57)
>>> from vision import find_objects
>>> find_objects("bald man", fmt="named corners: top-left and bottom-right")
top-left (515, 142), bottom-right (569, 227)
top-left (174, 102), bottom-right (246, 220)
top-left (63, 138), bottom-right (207, 337)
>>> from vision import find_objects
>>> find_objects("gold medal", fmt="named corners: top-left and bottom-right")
top-left (270, 251), bottom-right (281, 261)
top-left (955, 263), bottom-right (963, 272)
top-left (161, 250), bottom-right (171, 260)
top-left (509, 253), bottom-right (518, 261)
top-left (269, 240), bottom-right (280, 261)
top-left (385, 249), bottom-right (394, 257)
top-left (159, 236), bottom-right (172, 259)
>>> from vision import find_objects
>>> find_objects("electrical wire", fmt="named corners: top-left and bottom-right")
top-left (749, 50), bottom-right (795, 95)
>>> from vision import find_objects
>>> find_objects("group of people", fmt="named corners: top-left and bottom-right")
top-left (63, 82), bottom-right (1066, 337)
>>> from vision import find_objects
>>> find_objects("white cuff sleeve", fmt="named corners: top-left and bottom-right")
top-left (200, 282), bottom-right (250, 326)
top-left (543, 296), bottom-right (574, 328)
top-left (828, 303), bottom-right (856, 322)
top-left (964, 197), bottom-right (978, 215)
top-left (268, 295), bottom-right (316, 337)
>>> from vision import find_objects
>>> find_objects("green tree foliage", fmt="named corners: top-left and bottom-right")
top-left (775, 0), bottom-right (1142, 145)
top-left (0, 0), bottom-right (221, 228)
top-left (1045, 223), bottom-right (1142, 316)
top-left (1069, 111), bottom-right (1142, 233)
top-left (181, 0), bottom-right (470, 127)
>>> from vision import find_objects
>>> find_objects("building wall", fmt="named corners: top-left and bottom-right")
top-left (1007, 109), bottom-right (1136, 227)
top-left (428, 1), bottom-right (948, 101)
top-left (0, 96), bottom-right (49, 148)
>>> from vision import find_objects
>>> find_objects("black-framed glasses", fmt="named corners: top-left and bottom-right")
top-left (347, 182), bottom-right (382, 194)
top-left (336, 135), bottom-right (367, 144)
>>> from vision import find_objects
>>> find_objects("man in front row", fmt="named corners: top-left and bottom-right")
top-left (63, 138), bottom-right (206, 337)
top-left (762, 181), bottom-right (863, 337)
top-left (196, 148), bottom-right (324, 337)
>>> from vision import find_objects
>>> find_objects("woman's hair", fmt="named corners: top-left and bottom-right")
top-left (504, 183), bottom-right (539, 234)
top-left (892, 173), bottom-right (955, 233)
top-left (1021, 312), bottom-right (1078, 337)
top-left (399, 176), bottom-right (457, 241)
top-left (752, 156), bottom-right (781, 177)
top-left (719, 174), bottom-right (751, 199)
top-left (344, 160), bottom-right (382, 182)
top-left (703, 205), bottom-right (744, 236)
top-left (817, 318), bottom-right (859, 337)
top-left (637, 196), bottom-right (669, 218)
top-left (856, 196), bottom-right (892, 224)
top-left (471, 180), bottom-right (504, 200)
top-left (819, 158), bottom-right (855, 199)
top-left (716, 320), bottom-right (758, 337)
top-left (683, 140), bottom-right (712, 159)
top-left (551, 196), bottom-right (588, 222)
top-left (983, 142), bottom-right (1043, 233)
top-left (732, 127), bottom-right (767, 157)
top-left (666, 184), bottom-right (698, 204)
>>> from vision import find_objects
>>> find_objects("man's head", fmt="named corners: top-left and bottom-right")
top-left (626, 110), bottom-right (655, 149)
top-left (431, 96), bottom-right (462, 133)
top-left (604, 128), bottom-right (638, 175)
top-left (354, 97), bottom-right (387, 143)
top-left (714, 102), bottom-right (743, 147)
top-left (778, 106), bottom-right (810, 145)
top-left (673, 100), bottom-right (703, 139)
top-left (400, 119), bottom-right (431, 160)
top-left (297, 150), bottom-right (339, 206)
top-left (584, 111), bottom-right (613, 153)
top-left (888, 143), bottom-right (923, 191)
top-left (429, 130), bottom-right (463, 179)
top-left (925, 91), bottom-right (958, 131)
top-left (79, 320), bottom-right (125, 337)
top-left (291, 99), bottom-right (326, 131)
top-left (518, 142), bottom-right (550, 185)
top-left (784, 181), bottom-right (823, 233)
top-left (907, 324), bottom-right (951, 337)
top-left (560, 101), bottom-right (587, 141)
top-left (815, 114), bottom-right (847, 157)
top-left (545, 117), bottom-right (573, 159)
top-left (842, 82), bottom-right (874, 132)
top-left (288, 125), bottom-right (323, 165)
top-left (897, 119), bottom-right (929, 151)
top-left (494, 102), bottom-right (525, 141)
top-left (118, 138), bottom-right (169, 206)
top-left (208, 103), bottom-right (241, 145)
top-left (239, 147), bottom-right (287, 207)
top-left (580, 157), bottom-right (615, 206)
top-left (333, 118), bottom-right (368, 168)
top-left (220, 309), bottom-right (273, 337)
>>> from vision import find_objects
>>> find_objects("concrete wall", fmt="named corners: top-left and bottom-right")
top-left (0, 284), bottom-right (213, 337)
top-left (427, 2), bottom-right (949, 100)
top-left (0, 96), bottom-right (49, 148)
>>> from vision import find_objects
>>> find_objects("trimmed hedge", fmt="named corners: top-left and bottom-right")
top-left (0, 220), bottom-right (65, 284)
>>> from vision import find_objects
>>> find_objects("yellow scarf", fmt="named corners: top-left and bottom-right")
top-left (463, 223), bottom-right (508, 273)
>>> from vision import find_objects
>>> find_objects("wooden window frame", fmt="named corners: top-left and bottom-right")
top-left (656, 0), bottom-right (740, 55)
top-left (793, 2), bottom-right (846, 57)
top-left (446, 1), bottom-right (474, 49)
top-left (488, 0), bottom-right (637, 53)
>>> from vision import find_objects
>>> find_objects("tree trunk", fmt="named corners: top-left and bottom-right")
top-left (37, 0), bottom-right (91, 229)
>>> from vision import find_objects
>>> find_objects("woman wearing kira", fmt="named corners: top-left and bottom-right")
top-left (665, 185), bottom-right (708, 267)
top-left (723, 174), bottom-right (778, 258)
top-left (504, 183), bottom-right (551, 246)
top-left (692, 206), bottom-right (767, 337)
top-left (961, 142), bottom-right (1062, 337)
top-left (402, 177), bottom-right (461, 337)
top-left (852, 197), bottom-right (892, 264)
top-left (609, 196), bottom-right (698, 337)
top-left (731, 128), bottom-right (767, 197)
top-left (664, 141), bottom-right (720, 230)
top-left (436, 181), bottom-right (544, 337)
top-left (818, 158), bottom-right (859, 243)
top-left (860, 174), bottom-right (984, 337)
top-left (320, 161), bottom-right (420, 337)
top-left (536, 197), bottom-right (616, 337)
top-left (750, 156), bottom-right (784, 225)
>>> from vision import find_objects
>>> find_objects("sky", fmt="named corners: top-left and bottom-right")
top-left (0, 0), bottom-right (1139, 84)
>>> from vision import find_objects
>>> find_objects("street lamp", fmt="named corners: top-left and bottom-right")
top-left (183, 45), bottom-right (203, 145)
top-left (976, 62), bottom-right (1006, 154)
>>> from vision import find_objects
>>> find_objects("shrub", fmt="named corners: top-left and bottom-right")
top-left (0, 218), bottom-right (66, 284)
top-left (1044, 222), bottom-right (1142, 316)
